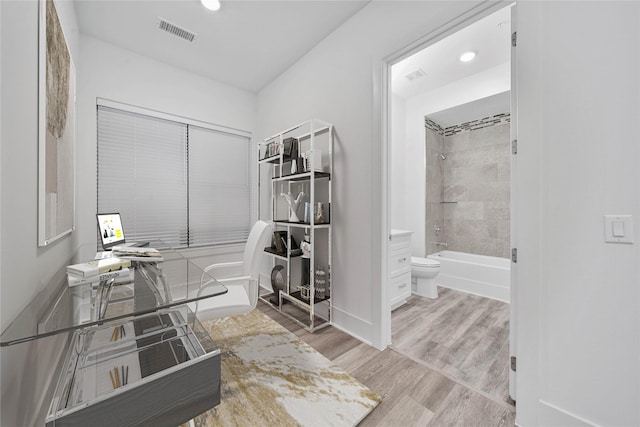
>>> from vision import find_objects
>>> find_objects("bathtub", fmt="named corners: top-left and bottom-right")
top-left (427, 250), bottom-right (510, 302)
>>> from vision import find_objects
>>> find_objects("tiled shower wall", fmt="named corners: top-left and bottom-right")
top-left (425, 120), bottom-right (445, 256)
top-left (425, 115), bottom-right (511, 259)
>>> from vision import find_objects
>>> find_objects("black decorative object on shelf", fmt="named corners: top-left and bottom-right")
top-left (270, 265), bottom-right (285, 305)
top-left (272, 231), bottom-right (299, 254)
top-left (282, 137), bottom-right (299, 158)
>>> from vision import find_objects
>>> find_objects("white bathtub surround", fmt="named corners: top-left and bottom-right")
top-left (428, 250), bottom-right (510, 302)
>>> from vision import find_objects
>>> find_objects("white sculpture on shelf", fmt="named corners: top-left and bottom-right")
top-left (281, 192), bottom-right (305, 222)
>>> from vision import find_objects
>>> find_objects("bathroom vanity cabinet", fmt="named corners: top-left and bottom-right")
top-left (389, 230), bottom-right (413, 310)
top-left (257, 119), bottom-right (333, 332)
top-left (0, 246), bottom-right (227, 427)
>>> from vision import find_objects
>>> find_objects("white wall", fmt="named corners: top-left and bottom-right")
top-left (258, 0), bottom-right (639, 424)
top-left (407, 62), bottom-right (510, 119)
top-left (403, 103), bottom-right (427, 257)
top-left (1, 1), bottom-right (80, 424)
top-left (1, 7), bottom-right (256, 425)
top-left (390, 93), bottom-right (408, 231)
top-left (75, 35), bottom-right (257, 259)
top-left (255, 1), bottom-right (484, 345)
top-left (0, 0), bottom-right (80, 345)
top-left (516, 2), bottom-right (640, 426)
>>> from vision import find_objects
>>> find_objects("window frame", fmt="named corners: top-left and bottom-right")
top-left (96, 98), bottom-right (252, 249)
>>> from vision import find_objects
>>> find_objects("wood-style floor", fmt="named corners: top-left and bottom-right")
top-left (392, 289), bottom-right (512, 405)
top-left (257, 291), bottom-right (515, 427)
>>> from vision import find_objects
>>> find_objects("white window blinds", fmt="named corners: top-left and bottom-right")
top-left (97, 104), bottom-right (250, 248)
top-left (189, 126), bottom-right (251, 246)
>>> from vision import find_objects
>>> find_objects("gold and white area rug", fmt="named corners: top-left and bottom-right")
top-left (194, 309), bottom-right (380, 426)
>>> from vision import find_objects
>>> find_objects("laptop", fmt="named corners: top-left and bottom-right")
top-left (97, 213), bottom-right (149, 251)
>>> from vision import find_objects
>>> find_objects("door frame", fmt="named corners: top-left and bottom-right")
top-left (377, 2), bottom-right (517, 398)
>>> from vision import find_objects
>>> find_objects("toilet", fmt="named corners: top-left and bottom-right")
top-left (411, 256), bottom-right (441, 299)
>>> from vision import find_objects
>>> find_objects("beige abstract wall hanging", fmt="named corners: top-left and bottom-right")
top-left (38, 0), bottom-right (75, 246)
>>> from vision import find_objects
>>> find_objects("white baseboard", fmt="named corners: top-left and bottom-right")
top-left (331, 306), bottom-right (374, 347)
top-left (539, 400), bottom-right (598, 427)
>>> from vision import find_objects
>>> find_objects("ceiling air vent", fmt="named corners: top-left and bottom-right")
top-left (405, 68), bottom-right (426, 81)
top-left (158, 17), bottom-right (197, 42)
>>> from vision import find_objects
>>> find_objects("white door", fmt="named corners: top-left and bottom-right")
top-left (509, 3), bottom-right (518, 402)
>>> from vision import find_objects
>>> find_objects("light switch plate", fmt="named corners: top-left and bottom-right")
top-left (604, 215), bottom-right (634, 244)
top-left (612, 220), bottom-right (625, 237)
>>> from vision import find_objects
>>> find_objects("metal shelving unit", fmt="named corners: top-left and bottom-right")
top-left (257, 119), bottom-right (333, 332)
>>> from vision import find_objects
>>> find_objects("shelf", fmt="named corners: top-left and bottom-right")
top-left (259, 154), bottom-right (294, 165)
top-left (263, 120), bottom-right (332, 142)
top-left (258, 119), bottom-right (333, 333)
top-left (259, 288), bottom-right (330, 332)
top-left (288, 126), bottom-right (332, 142)
top-left (274, 220), bottom-right (330, 229)
top-left (258, 291), bottom-right (278, 307)
top-left (279, 299), bottom-right (330, 332)
top-left (263, 247), bottom-right (303, 260)
top-left (273, 171), bottom-right (331, 182)
top-left (284, 291), bottom-right (330, 307)
top-left (45, 309), bottom-right (220, 427)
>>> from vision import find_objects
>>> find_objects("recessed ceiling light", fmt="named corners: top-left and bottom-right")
top-left (459, 51), bottom-right (477, 63)
top-left (201, 0), bottom-right (221, 11)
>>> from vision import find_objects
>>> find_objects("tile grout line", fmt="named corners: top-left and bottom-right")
top-left (387, 345), bottom-right (516, 413)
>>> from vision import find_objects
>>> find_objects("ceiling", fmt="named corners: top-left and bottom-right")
top-left (391, 5), bottom-right (511, 101)
top-left (74, 0), bottom-right (370, 93)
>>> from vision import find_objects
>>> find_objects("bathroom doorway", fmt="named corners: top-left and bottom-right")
top-left (383, 2), bottom-right (516, 406)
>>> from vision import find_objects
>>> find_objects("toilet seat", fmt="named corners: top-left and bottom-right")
top-left (411, 257), bottom-right (440, 268)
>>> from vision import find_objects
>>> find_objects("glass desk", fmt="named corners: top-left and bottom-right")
top-left (0, 244), bottom-right (227, 346)
top-left (0, 244), bottom-right (227, 426)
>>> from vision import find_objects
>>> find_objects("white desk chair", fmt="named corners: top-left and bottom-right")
top-left (194, 220), bottom-right (272, 321)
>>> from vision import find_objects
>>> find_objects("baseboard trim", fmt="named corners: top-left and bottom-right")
top-left (539, 400), bottom-right (598, 427)
top-left (331, 307), bottom-right (374, 347)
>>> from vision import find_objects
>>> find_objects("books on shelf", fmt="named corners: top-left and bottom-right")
top-left (111, 246), bottom-right (164, 262)
top-left (67, 268), bottom-right (134, 287)
top-left (67, 258), bottom-right (132, 278)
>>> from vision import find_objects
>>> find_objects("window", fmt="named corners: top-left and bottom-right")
top-left (188, 126), bottom-right (251, 246)
top-left (97, 102), bottom-right (251, 248)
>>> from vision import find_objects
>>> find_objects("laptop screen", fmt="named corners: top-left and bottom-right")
top-left (97, 213), bottom-right (126, 249)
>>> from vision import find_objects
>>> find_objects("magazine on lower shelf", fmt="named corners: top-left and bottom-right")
top-left (67, 258), bottom-right (132, 278)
